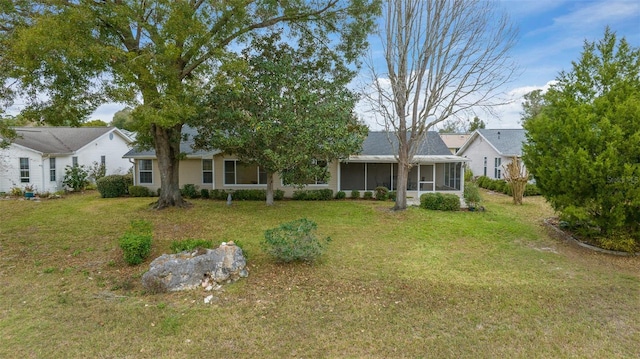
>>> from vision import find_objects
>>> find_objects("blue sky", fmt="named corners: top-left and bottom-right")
top-left (85, 0), bottom-right (640, 130)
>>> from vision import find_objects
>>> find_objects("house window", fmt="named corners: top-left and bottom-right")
top-left (101, 155), bottom-right (106, 166)
top-left (224, 160), bottom-right (266, 185)
top-left (19, 158), bottom-right (29, 183)
top-left (139, 159), bottom-right (153, 184)
top-left (50, 158), bottom-right (56, 182)
top-left (483, 157), bottom-right (487, 176)
top-left (494, 158), bottom-right (502, 179)
top-left (202, 159), bottom-right (213, 184)
top-left (72, 156), bottom-right (78, 167)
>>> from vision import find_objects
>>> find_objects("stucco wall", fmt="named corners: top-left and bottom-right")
top-left (458, 136), bottom-right (513, 179)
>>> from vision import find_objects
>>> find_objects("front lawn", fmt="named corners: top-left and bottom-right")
top-left (0, 192), bottom-right (637, 358)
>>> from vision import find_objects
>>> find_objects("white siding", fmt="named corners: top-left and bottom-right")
top-left (459, 136), bottom-right (502, 179)
top-left (75, 131), bottom-right (132, 176)
top-left (0, 145), bottom-right (48, 193)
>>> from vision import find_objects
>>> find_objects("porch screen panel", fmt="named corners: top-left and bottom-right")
top-left (419, 165), bottom-right (434, 191)
top-left (407, 166), bottom-right (418, 190)
top-left (340, 163), bottom-right (365, 190)
top-left (366, 164), bottom-right (392, 191)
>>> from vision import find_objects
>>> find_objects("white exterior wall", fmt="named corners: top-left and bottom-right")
top-left (459, 136), bottom-right (505, 179)
top-left (74, 131), bottom-right (133, 176)
top-left (0, 145), bottom-right (47, 193)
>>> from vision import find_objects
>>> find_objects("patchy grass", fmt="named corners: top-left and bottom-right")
top-left (0, 191), bottom-right (638, 358)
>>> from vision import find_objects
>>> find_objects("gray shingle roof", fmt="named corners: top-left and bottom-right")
top-left (360, 131), bottom-right (451, 156)
top-left (11, 127), bottom-right (120, 154)
top-left (123, 126), bottom-right (220, 158)
top-left (476, 129), bottom-right (526, 156)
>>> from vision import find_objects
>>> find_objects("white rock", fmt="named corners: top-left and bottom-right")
top-left (204, 295), bottom-right (214, 304)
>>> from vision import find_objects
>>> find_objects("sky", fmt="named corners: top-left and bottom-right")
top-left (68, 0), bottom-right (640, 130)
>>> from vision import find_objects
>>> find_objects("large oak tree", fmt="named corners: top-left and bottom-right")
top-left (5, 0), bottom-right (378, 208)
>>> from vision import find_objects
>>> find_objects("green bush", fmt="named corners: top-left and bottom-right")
top-left (476, 176), bottom-right (490, 188)
top-left (524, 183), bottom-right (541, 196)
top-left (388, 191), bottom-right (397, 201)
top-left (262, 218), bottom-right (331, 263)
top-left (463, 182), bottom-right (482, 208)
top-left (420, 193), bottom-right (443, 210)
top-left (170, 239), bottom-right (213, 253)
top-left (335, 191), bottom-right (346, 199)
top-left (375, 186), bottom-right (389, 201)
top-left (63, 165), bottom-right (90, 191)
top-left (441, 194), bottom-right (461, 211)
top-left (128, 185), bottom-right (151, 197)
top-left (181, 184), bottom-right (199, 199)
top-left (350, 190), bottom-right (360, 199)
top-left (200, 188), bottom-right (210, 199)
top-left (464, 167), bottom-right (474, 182)
top-left (97, 174), bottom-right (131, 198)
top-left (228, 189), bottom-right (284, 201)
top-left (210, 189), bottom-right (229, 200)
top-left (363, 191), bottom-right (373, 200)
top-left (292, 189), bottom-right (333, 201)
top-left (119, 220), bottom-right (152, 265)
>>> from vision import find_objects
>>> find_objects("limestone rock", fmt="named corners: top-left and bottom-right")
top-left (141, 242), bottom-right (248, 292)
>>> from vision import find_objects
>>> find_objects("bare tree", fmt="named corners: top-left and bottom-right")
top-left (364, 0), bottom-right (517, 210)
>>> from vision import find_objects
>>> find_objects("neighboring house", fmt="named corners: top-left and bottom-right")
top-left (456, 128), bottom-right (527, 179)
top-left (0, 127), bottom-right (133, 193)
top-left (439, 133), bottom-right (471, 154)
top-left (124, 128), bottom-right (469, 199)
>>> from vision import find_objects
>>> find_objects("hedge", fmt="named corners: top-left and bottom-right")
top-left (97, 174), bottom-right (132, 198)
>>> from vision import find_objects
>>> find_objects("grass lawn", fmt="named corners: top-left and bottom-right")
top-left (0, 191), bottom-right (638, 358)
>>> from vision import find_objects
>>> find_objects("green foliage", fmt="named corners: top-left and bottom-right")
top-left (128, 185), bottom-right (151, 197)
top-left (335, 191), bottom-right (346, 200)
top-left (88, 161), bottom-right (106, 183)
top-left (63, 165), bottom-right (89, 191)
top-left (363, 191), bottom-right (373, 200)
top-left (375, 186), bottom-right (389, 201)
top-left (119, 220), bottom-right (152, 266)
top-left (230, 189), bottom-right (284, 201)
top-left (170, 239), bottom-right (212, 254)
top-left (10, 187), bottom-right (22, 197)
top-left (200, 188), bottom-right (210, 199)
top-left (468, 116), bottom-right (486, 132)
top-left (292, 189), bottom-right (333, 201)
top-left (82, 119), bottom-right (108, 127)
top-left (262, 218), bottom-right (331, 263)
top-left (110, 107), bottom-right (136, 131)
top-left (350, 190), bottom-right (360, 199)
top-left (524, 183), bottom-right (541, 196)
top-left (523, 28), bottom-right (640, 244)
top-left (463, 183), bottom-right (482, 208)
top-left (96, 175), bottom-right (131, 198)
top-left (180, 184), bottom-right (199, 199)
top-left (210, 189), bottom-right (229, 201)
top-left (388, 191), bottom-right (397, 201)
top-left (420, 193), bottom-right (460, 211)
top-left (464, 167), bottom-right (474, 182)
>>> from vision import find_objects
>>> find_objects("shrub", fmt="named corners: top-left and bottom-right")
top-left (464, 167), bottom-right (474, 182)
top-left (420, 193), bottom-right (443, 210)
top-left (96, 174), bottom-right (131, 198)
top-left (10, 187), bottom-right (22, 197)
top-left (476, 176), bottom-right (490, 188)
top-left (128, 185), bottom-right (151, 197)
top-left (63, 165), bottom-right (90, 191)
top-left (262, 218), bottom-right (331, 263)
top-left (210, 189), bottom-right (229, 200)
top-left (292, 189), bottom-right (333, 201)
top-left (463, 182), bottom-right (482, 208)
top-left (200, 188), bottom-right (210, 199)
top-left (350, 190), bottom-right (360, 199)
top-left (335, 191), bottom-right (346, 199)
top-left (388, 191), bottom-right (397, 201)
top-left (441, 194), bottom-right (461, 211)
top-left (170, 239), bottom-right (213, 253)
top-left (88, 161), bottom-right (106, 183)
top-left (363, 191), bottom-right (373, 200)
top-left (181, 184), bottom-right (199, 199)
top-left (375, 186), bottom-right (389, 201)
top-left (119, 220), bottom-right (152, 265)
top-left (524, 183), bottom-right (541, 196)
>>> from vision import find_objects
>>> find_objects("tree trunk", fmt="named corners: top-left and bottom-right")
top-left (393, 138), bottom-right (410, 210)
top-left (152, 123), bottom-right (188, 209)
top-left (266, 172), bottom-right (274, 206)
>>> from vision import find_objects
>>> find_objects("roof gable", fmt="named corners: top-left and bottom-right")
top-left (457, 129), bottom-right (526, 157)
top-left (10, 127), bottom-right (128, 155)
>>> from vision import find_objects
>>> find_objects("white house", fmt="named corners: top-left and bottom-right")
top-left (0, 127), bottom-right (133, 194)
top-left (456, 129), bottom-right (527, 179)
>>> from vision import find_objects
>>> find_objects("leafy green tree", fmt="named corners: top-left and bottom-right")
top-left (437, 119), bottom-right (462, 133)
top-left (522, 28), bottom-right (640, 250)
top-left (196, 33), bottom-right (367, 205)
top-left (7, 0), bottom-right (379, 209)
top-left (468, 116), bottom-right (486, 132)
top-left (520, 89), bottom-right (545, 125)
top-left (110, 107), bottom-right (135, 131)
top-left (82, 119), bottom-right (108, 127)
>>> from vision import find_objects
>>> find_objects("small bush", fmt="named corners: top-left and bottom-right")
top-left (292, 189), bottom-right (333, 201)
top-left (63, 165), bottom-right (90, 191)
top-left (97, 175), bottom-right (131, 198)
top-left (524, 183), bottom-right (541, 196)
top-left (119, 220), bottom-right (152, 265)
top-left (210, 189), bottom-right (229, 200)
top-left (464, 167), bottom-right (474, 182)
top-left (335, 191), bottom-right (346, 199)
top-left (421, 193), bottom-right (443, 210)
top-left (375, 186), bottom-right (389, 201)
top-left (262, 218), bottom-right (331, 263)
top-left (170, 239), bottom-right (213, 253)
top-left (128, 185), bottom-right (151, 197)
top-left (363, 191), bottom-right (373, 200)
top-left (388, 191), bottom-right (397, 201)
top-left (463, 182), bottom-right (482, 208)
top-left (350, 190), bottom-right (360, 199)
top-left (181, 184), bottom-right (199, 199)
top-left (200, 188), bottom-right (210, 199)
top-left (441, 194), bottom-right (461, 211)
top-left (10, 187), bottom-right (22, 197)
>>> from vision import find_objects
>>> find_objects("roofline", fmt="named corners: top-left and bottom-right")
top-left (4, 141), bottom-right (44, 155)
top-left (74, 127), bottom-right (132, 153)
top-left (345, 155), bottom-right (469, 163)
top-left (456, 129), bottom-right (503, 156)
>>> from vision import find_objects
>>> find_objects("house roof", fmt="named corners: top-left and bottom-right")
top-left (360, 131), bottom-right (452, 156)
top-left (123, 126), bottom-right (221, 158)
top-left (457, 128), bottom-right (526, 157)
top-left (10, 127), bottom-right (132, 155)
top-left (439, 133), bottom-right (471, 149)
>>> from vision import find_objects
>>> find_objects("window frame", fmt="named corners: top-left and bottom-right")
top-left (19, 157), bottom-right (30, 183)
top-left (223, 160), bottom-right (266, 186)
top-left (49, 157), bottom-right (56, 182)
top-left (202, 159), bottom-right (213, 184)
top-left (494, 157), bottom-right (502, 179)
top-left (139, 159), bottom-right (153, 184)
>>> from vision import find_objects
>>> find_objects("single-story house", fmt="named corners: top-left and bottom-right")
top-left (456, 128), bottom-right (526, 179)
top-left (0, 127), bottom-right (133, 194)
top-left (439, 133), bottom-right (471, 154)
top-left (124, 127), bottom-right (469, 199)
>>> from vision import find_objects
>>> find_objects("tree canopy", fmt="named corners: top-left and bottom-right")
top-left (195, 33), bottom-right (367, 205)
top-left (522, 28), bottom-right (640, 251)
top-left (468, 116), bottom-right (486, 132)
top-left (5, 0), bottom-right (379, 208)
